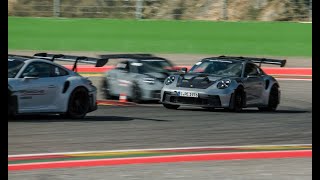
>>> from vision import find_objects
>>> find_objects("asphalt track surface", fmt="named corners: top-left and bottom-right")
top-left (8, 52), bottom-right (312, 178)
top-left (8, 79), bottom-right (312, 179)
top-left (8, 79), bottom-right (312, 154)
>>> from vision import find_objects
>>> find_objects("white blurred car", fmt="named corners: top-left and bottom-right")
top-left (99, 54), bottom-right (177, 103)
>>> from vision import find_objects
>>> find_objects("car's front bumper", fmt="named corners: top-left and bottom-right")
top-left (88, 90), bottom-right (98, 113)
top-left (161, 89), bottom-right (234, 108)
top-left (142, 89), bottom-right (162, 101)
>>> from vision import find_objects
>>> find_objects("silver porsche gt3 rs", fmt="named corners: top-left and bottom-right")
top-left (160, 56), bottom-right (286, 112)
top-left (99, 54), bottom-right (177, 103)
top-left (8, 53), bottom-right (108, 119)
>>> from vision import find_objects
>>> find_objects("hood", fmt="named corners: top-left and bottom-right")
top-left (145, 72), bottom-right (170, 82)
top-left (176, 73), bottom-right (223, 89)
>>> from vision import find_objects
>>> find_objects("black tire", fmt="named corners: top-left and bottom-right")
top-left (65, 87), bottom-right (90, 119)
top-left (202, 107), bottom-right (215, 111)
top-left (101, 78), bottom-right (114, 99)
top-left (230, 88), bottom-right (244, 112)
top-left (131, 83), bottom-right (142, 103)
top-left (8, 90), bottom-right (16, 119)
top-left (163, 103), bottom-right (180, 109)
top-left (258, 84), bottom-right (279, 112)
top-left (8, 90), bottom-right (12, 117)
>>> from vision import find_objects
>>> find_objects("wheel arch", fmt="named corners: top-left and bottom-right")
top-left (63, 85), bottom-right (90, 112)
top-left (229, 84), bottom-right (246, 110)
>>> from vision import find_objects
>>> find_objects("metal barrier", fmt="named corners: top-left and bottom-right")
top-left (8, 0), bottom-right (312, 21)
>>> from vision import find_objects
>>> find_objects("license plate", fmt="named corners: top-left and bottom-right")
top-left (177, 91), bottom-right (199, 98)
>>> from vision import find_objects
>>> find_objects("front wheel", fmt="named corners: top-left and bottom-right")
top-left (131, 83), bottom-right (142, 103)
top-left (8, 91), bottom-right (17, 119)
top-left (229, 88), bottom-right (244, 112)
top-left (101, 78), bottom-right (115, 99)
top-left (258, 84), bottom-right (279, 112)
top-left (163, 103), bottom-right (180, 109)
top-left (65, 87), bottom-right (90, 119)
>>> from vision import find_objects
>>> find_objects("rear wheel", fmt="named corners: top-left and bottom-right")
top-left (258, 84), bottom-right (279, 111)
top-left (64, 87), bottom-right (90, 119)
top-left (163, 103), bottom-right (180, 109)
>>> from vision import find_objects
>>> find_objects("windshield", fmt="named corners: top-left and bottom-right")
top-left (138, 60), bottom-right (174, 74)
top-left (189, 60), bottom-right (243, 77)
top-left (8, 60), bottom-right (25, 78)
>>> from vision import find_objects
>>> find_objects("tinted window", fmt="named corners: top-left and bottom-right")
top-left (8, 59), bottom-right (25, 78)
top-left (115, 61), bottom-right (129, 71)
top-left (52, 66), bottom-right (69, 77)
top-left (138, 60), bottom-right (174, 74)
top-left (189, 60), bottom-right (243, 77)
top-left (244, 63), bottom-right (259, 77)
top-left (21, 62), bottom-right (68, 78)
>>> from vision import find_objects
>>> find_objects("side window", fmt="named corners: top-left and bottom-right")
top-left (129, 61), bottom-right (142, 73)
top-left (244, 63), bottom-right (259, 77)
top-left (21, 62), bottom-right (69, 78)
top-left (116, 61), bottom-right (129, 72)
top-left (51, 66), bottom-right (69, 77)
top-left (257, 67), bottom-right (265, 75)
top-left (21, 62), bottom-right (51, 78)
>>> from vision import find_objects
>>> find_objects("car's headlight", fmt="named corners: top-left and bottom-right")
top-left (217, 79), bottom-right (231, 89)
top-left (165, 76), bottom-right (175, 85)
top-left (143, 77), bottom-right (155, 84)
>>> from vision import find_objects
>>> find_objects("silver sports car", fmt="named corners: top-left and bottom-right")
top-left (161, 56), bottom-right (286, 112)
top-left (8, 53), bottom-right (107, 119)
top-left (99, 54), bottom-right (177, 103)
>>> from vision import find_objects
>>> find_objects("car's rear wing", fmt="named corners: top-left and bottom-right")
top-left (98, 54), bottom-right (173, 69)
top-left (99, 54), bottom-right (153, 60)
top-left (8, 54), bottom-right (35, 60)
top-left (248, 57), bottom-right (286, 67)
top-left (99, 54), bottom-right (170, 62)
top-left (34, 53), bottom-right (109, 71)
top-left (217, 56), bottom-right (286, 67)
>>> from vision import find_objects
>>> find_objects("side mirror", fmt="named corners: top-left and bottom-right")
top-left (180, 67), bottom-right (188, 74)
top-left (23, 72), bottom-right (39, 79)
top-left (247, 74), bottom-right (258, 78)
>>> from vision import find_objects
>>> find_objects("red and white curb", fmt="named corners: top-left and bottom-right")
top-left (8, 144), bottom-right (312, 171)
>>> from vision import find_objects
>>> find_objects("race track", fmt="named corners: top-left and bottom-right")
top-left (8, 80), bottom-right (312, 154)
top-left (8, 79), bottom-right (312, 179)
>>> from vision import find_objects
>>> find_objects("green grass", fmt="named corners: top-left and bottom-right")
top-left (8, 17), bottom-right (312, 57)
